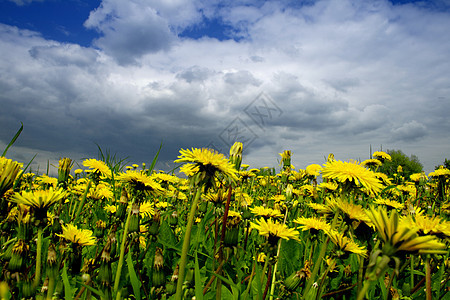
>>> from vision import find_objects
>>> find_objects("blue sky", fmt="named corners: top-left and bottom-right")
top-left (1, 0), bottom-right (450, 174)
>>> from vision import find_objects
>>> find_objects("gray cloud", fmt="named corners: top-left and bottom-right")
top-left (391, 120), bottom-right (427, 142)
top-left (1, 1), bottom-right (450, 174)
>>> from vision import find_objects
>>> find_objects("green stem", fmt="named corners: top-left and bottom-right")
top-left (385, 268), bottom-right (395, 300)
top-left (175, 187), bottom-right (202, 300)
top-left (410, 255), bottom-right (414, 289)
top-left (47, 276), bottom-right (55, 300)
top-left (425, 255), bottom-right (431, 300)
top-left (357, 255), bottom-right (364, 295)
top-left (302, 236), bottom-right (329, 299)
top-left (357, 280), bottom-right (371, 300)
top-left (73, 180), bottom-right (92, 222)
top-left (34, 227), bottom-right (43, 288)
top-left (113, 198), bottom-right (134, 295)
top-left (269, 208), bottom-right (288, 300)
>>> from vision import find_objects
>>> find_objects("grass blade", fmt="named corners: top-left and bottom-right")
top-left (147, 141), bottom-right (162, 175)
top-left (62, 263), bottom-right (74, 300)
top-left (194, 251), bottom-right (204, 300)
top-left (127, 247), bottom-right (141, 300)
top-left (2, 122), bottom-right (23, 157)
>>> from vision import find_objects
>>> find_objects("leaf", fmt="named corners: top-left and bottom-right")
top-left (2, 122), bottom-right (23, 157)
top-left (147, 141), bottom-right (163, 175)
top-left (76, 281), bottom-right (105, 299)
top-left (127, 250), bottom-right (141, 300)
top-left (62, 263), bottom-right (74, 300)
top-left (194, 251), bottom-right (204, 300)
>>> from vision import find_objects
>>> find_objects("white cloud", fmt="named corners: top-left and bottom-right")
top-left (1, 0), bottom-right (450, 173)
top-left (7, 0), bottom-right (44, 5)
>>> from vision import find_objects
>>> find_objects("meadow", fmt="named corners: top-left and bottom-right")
top-left (0, 141), bottom-right (449, 300)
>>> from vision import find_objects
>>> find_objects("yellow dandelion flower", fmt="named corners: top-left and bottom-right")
top-left (322, 160), bottom-right (383, 194)
top-left (271, 194), bottom-right (286, 203)
top-left (318, 182), bottom-right (338, 191)
top-left (174, 148), bottom-right (238, 188)
top-left (410, 172), bottom-right (428, 182)
top-left (104, 204), bottom-right (117, 214)
top-left (361, 159), bottom-right (382, 168)
top-left (140, 201), bottom-right (155, 218)
top-left (151, 173), bottom-right (179, 184)
top-left (403, 213), bottom-right (445, 236)
top-left (250, 218), bottom-right (300, 243)
top-left (428, 167), bottom-right (450, 178)
top-left (336, 199), bottom-right (372, 225)
top-left (116, 170), bottom-right (164, 195)
top-left (82, 158), bottom-right (111, 178)
top-left (179, 163), bottom-right (199, 177)
top-left (9, 188), bottom-right (66, 210)
top-left (373, 198), bottom-right (404, 210)
top-left (0, 157), bottom-right (22, 197)
top-left (373, 151), bottom-right (391, 162)
top-left (57, 224), bottom-right (96, 246)
top-left (294, 216), bottom-right (331, 233)
top-left (306, 164), bottom-right (322, 176)
top-left (326, 229), bottom-right (367, 257)
top-left (250, 206), bottom-right (284, 219)
top-left (365, 206), bottom-right (446, 256)
top-left (235, 191), bottom-right (253, 207)
top-left (36, 174), bottom-right (58, 187)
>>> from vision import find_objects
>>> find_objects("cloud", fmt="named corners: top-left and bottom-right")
top-left (84, 0), bottom-right (178, 65)
top-left (391, 120), bottom-right (427, 142)
top-left (6, 0), bottom-right (44, 5)
top-left (1, 0), bottom-right (450, 174)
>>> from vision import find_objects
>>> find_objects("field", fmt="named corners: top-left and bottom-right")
top-left (0, 143), bottom-right (449, 300)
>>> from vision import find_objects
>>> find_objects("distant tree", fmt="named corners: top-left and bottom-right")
top-left (435, 158), bottom-right (450, 170)
top-left (378, 149), bottom-right (423, 179)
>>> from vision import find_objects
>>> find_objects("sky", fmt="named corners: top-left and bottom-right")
top-left (1, 0), bottom-right (450, 175)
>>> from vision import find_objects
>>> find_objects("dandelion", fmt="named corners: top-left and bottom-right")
top-left (373, 151), bottom-right (391, 162)
top-left (58, 224), bottom-right (96, 246)
top-left (58, 223), bottom-right (96, 275)
top-left (83, 158), bottom-right (111, 178)
top-left (250, 218), bottom-right (300, 244)
top-left (306, 164), bottom-right (322, 177)
top-left (140, 201), bottom-right (155, 218)
top-left (174, 148), bottom-right (238, 189)
top-left (322, 160), bottom-right (383, 194)
top-left (9, 188), bottom-right (66, 225)
top-left (116, 170), bottom-right (164, 197)
top-left (294, 216), bottom-right (331, 233)
top-left (57, 157), bottom-right (73, 187)
top-left (250, 206), bottom-right (284, 219)
top-left (325, 229), bottom-right (367, 257)
top-left (373, 197), bottom-right (404, 210)
top-left (279, 150), bottom-right (292, 169)
top-left (361, 159), bottom-right (382, 170)
top-left (0, 157), bottom-right (22, 198)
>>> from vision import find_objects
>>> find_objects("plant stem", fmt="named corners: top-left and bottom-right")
top-left (73, 180), bottom-right (92, 222)
top-left (302, 236), bottom-right (329, 299)
top-left (357, 280), bottom-right (371, 300)
top-left (425, 255), bottom-right (431, 300)
top-left (216, 185), bottom-right (233, 300)
top-left (34, 227), bottom-right (43, 288)
top-left (113, 198), bottom-right (134, 295)
top-left (175, 187), bottom-right (202, 300)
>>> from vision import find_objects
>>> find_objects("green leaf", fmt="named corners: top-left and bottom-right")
top-left (76, 281), bottom-right (105, 299)
top-left (147, 141), bottom-right (163, 175)
top-left (127, 250), bottom-right (141, 300)
top-left (194, 251), bottom-right (204, 300)
top-left (2, 122), bottom-right (23, 157)
top-left (62, 263), bottom-right (74, 300)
